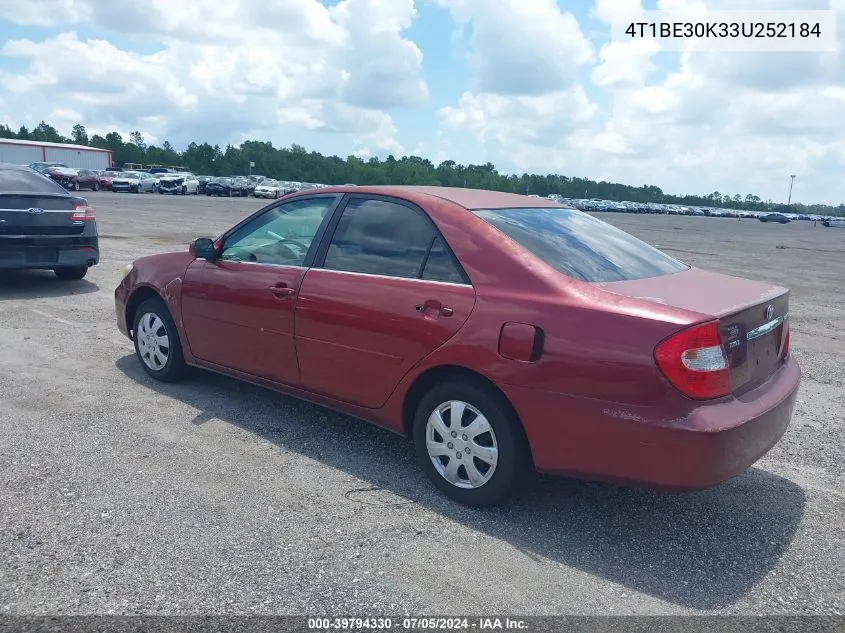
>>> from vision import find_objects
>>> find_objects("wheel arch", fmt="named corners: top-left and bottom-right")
top-left (401, 364), bottom-right (534, 467)
top-left (125, 285), bottom-right (164, 337)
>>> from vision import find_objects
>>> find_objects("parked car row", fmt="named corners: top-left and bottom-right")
top-left (550, 195), bottom-right (841, 225)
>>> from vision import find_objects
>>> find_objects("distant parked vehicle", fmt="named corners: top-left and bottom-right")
top-left (98, 171), bottom-right (119, 190)
top-left (111, 171), bottom-right (156, 193)
top-left (158, 173), bottom-right (199, 195)
top-left (45, 167), bottom-right (100, 192)
top-left (253, 179), bottom-right (284, 199)
top-left (28, 161), bottom-right (68, 174)
top-left (205, 177), bottom-right (236, 197)
top-left (196, 176), bottom-right (213, 194)
top-left (759, 213), bottom-right (790, 224)
top-left (822, 218), bottom-right (845, 228)
top-left (230, 177), bottom-right (250, 197)
top-left (0, 162), bottom-right (98, 280)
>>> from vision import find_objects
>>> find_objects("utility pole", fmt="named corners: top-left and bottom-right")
top-left (787, 174), bottom-right (796, 205)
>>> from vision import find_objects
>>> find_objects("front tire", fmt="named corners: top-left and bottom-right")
top-left (413, 379), bottom-right (531, 506)
top-left (132, 298), bottom-right (189, 382)
top-left (53, 266), bottom-right (88, 281)
top-left (93, 181), bottom-right (100, 191)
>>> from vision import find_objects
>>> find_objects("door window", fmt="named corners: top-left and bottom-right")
top-left (421, 237), bottom-right (467, 284)
top-left (322, 198), bottom-right (436, 279)
top-left (221, 197), bottom-right (336, 266)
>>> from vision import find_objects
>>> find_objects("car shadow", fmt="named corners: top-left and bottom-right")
top-left (0, 269), bottom-right (99, 298)
top-left (115, 355), bottom-right (806, 611)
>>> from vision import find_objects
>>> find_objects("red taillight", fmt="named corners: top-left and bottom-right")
top-left (71, 204), bottom-right (95, 221)
top-left (654, 320), bottom-right (731, 400)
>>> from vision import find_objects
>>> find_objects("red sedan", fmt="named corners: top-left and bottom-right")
top-left (114, 187), bottom-right (800, 505)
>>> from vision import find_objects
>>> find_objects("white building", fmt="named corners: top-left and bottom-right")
top-left (0, 138), bottom-right (113, 170)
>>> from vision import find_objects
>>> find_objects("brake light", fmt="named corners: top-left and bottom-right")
top-left (71, 204), bottom-right (95, 221)
top-left (654, 320), bottom-right (731, 400)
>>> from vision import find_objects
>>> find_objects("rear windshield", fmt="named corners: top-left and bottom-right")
top-left (473, 207), bottom-right (689, 283)
top-left (0, 168), bottom-right (69, 194)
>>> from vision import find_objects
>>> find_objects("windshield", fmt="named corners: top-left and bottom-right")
top-left (213, 177), bottom-right (231, 183)
top-left (473, 207), bottom-right (689, 283)
top-left (120, 172), bottom-right (141, 179)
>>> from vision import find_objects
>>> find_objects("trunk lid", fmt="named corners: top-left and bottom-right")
top-left (597, 267), bottom-right (790, 392)
top-left (0, 193), bottom-right (85, 236)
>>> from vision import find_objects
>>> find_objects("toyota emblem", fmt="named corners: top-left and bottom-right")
top-left (765, 304), bottom-right (774, 320)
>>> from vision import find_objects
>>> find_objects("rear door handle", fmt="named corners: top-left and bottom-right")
top-left (270, 282), bottom-right (296, 297)
top-left (415, 301), bottom-right (453, 317)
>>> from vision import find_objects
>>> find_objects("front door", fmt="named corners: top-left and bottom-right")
top-left (181, 195), bottom-right (340, 385)
top-left (295, 196), bottom-right (476, 408)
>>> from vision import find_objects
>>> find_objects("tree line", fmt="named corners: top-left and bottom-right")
top-left (2, 120), bottom-right (842, 216)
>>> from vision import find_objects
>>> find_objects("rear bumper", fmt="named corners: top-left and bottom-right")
top-left (506, 356), bottom-right (801, 490)
top-left (0, 236), bottom-right (99, 270)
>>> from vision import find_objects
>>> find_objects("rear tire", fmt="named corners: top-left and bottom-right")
top-left (53, 266), bottom-right (88, 281)
top-left (413, 379), bottom-right (532, 506)
top-left (93, 182), bottom-right (100, 191)
top-left (132, 298), bottom-right (189, 383)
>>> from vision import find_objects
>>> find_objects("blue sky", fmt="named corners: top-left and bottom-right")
top-left (0, 0), bottom-right (842, 203)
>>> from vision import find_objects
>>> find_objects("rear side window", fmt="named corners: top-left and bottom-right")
top-left (0, 168), bottom-right (69, 194)
top-left (323, 198), bottom-right (435, 279)
top-left (473, 207), bottom-right (689, 282)
top-left (422, 237), bottom-right (466, 284)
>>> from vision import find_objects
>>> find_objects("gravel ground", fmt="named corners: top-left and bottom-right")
top-left (1, 191), bottom-right (843, 616)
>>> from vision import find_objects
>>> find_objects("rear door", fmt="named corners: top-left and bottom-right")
top-left (295, 195), bottom-right (476, 408)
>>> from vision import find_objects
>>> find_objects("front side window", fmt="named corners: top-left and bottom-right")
top-left (473, 207), bottom-right (689, 283)
top-left (322, 198), bottom-right (435, 279)
top-left (221, 197), bottom-right (336, 266)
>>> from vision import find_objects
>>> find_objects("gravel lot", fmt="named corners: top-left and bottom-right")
top-left (1, 191), bottom-right (843, 616)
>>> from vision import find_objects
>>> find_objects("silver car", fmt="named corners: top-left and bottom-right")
top-left (110, 171), bottom-right (156, 193)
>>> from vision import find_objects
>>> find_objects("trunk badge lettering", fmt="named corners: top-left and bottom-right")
top-left (765, 304), bottom-right (774, 320)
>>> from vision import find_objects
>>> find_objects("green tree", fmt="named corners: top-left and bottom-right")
top-left (32, 121), bottom-right (67, 143)
top-left (71, 123), bottom-right (89, 145)
top-left (129, 130), bottom-right (146, 150)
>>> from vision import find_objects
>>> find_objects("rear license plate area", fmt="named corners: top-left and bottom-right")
top-left (26, 248), bottom-right (59, 263)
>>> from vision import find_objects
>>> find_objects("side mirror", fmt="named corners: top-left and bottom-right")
top-left (191, 237), bottom-right (217, 260)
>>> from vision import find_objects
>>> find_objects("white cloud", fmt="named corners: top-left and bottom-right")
top-left (0, 0), bottom-right (424, 156)
top-left (437, 0), bottom-right (594, 95)
top-left (435, 0), bottom-right (598, 171)
top-left (3, 0), bottom-right (845, 204)
top-left (433, 0), bottom-right (845, 204)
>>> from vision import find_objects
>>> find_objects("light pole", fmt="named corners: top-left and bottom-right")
top-left (787, 174), bottom-right (796, 205)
